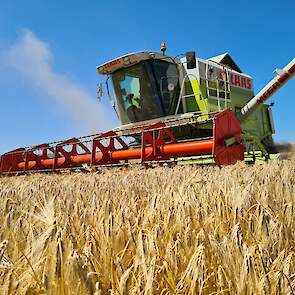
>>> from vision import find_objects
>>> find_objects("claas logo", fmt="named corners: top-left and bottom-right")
top-left (218, 70), bottom-right (253, 90)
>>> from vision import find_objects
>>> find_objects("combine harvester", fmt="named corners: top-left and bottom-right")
top-left (0, 44), bottom-right (294, 175)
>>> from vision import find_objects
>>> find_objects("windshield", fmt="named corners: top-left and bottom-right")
top-left (112, 60), bottom-right (180, 124)
top-left (112, 62), bottom-right (162, 124)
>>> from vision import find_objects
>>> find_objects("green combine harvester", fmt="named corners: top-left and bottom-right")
top-left (0, 44), bottom-right (294, 174)
top-left (97, 44), bottom-right (294, 162)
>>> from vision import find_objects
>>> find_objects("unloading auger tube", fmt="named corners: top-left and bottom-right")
top-left (239, 58), bottom-right (295, 122)
top-left (0, 110), bottom-right (244, 175)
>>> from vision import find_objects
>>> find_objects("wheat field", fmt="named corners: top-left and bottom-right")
top-left (0, 159), bottom-right (294, 294)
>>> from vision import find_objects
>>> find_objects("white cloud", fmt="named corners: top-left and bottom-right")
top-left (4, 30), bottom-right (114, 132)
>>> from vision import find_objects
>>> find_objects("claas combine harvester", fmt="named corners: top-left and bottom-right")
top-left (0, 44), bottom-right (294, 175)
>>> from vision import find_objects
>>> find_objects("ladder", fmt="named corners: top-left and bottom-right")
top-left (205, 62), bottom-right (231, 111)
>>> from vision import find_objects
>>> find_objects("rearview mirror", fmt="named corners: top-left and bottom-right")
top-left (97, 83), bottom-right (103, 100)
top-left (186, 51), bottom-right (196, 69)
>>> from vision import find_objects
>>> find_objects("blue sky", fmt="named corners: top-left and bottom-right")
top-left (0, 0), bottom-right (294, 154)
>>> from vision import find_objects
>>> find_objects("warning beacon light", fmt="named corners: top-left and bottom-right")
top-left (160, 42), bottom-right (167, 55)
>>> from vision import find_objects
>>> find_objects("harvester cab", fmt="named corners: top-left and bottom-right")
top-left (0, 47), bottom-right (294, 175)
top-left (97, 52), bottom-right (182, 124)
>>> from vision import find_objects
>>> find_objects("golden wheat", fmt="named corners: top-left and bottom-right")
top-left (0, 160), bottom-right (294, 294)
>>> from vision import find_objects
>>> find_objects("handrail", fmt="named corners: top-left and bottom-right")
top-left (175, 73), bottom-right (209, 115)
